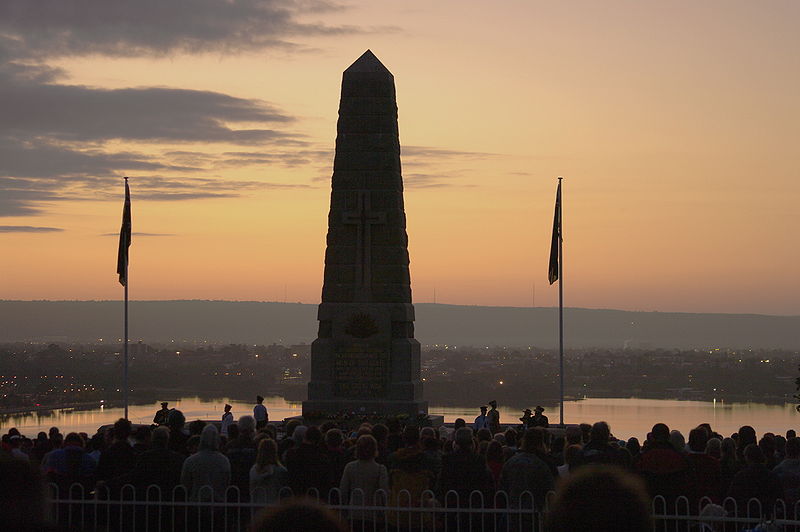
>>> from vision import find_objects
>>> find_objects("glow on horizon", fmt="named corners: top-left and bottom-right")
top-left (0, 1), bottom-right (798, 315)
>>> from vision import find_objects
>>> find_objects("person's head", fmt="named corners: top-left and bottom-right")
top-left (249, 498), bottom-right (348, 532)
top-left (737, 426), bottom-right (757, 449)
top-left (188, 420), bottom-right (206, 436)
top-left (402, 426), bottom-right (420, 448)
top-left (325, 428), bottom-right (343, 449)
top-left (284, 419), bottom-right (300, 438)
top-left (744, 443), bottom-right (764, 465)
top-left (292, 425), bottom-right (307, 444)
top-left (759, 433), bottom-right (776, 458)
top-left (590, 422), bottom-right (611, 444)
top-left (371, 424), bottom-right (388, 445)
top-left (565, 426), bottom-right (582, 446)
top-left (786, 437), bottom-right (800, 459)
top-left (476, 428), bottom-right (492, 442)
top-left (133, 425), bottom-right (151, 444)
top-left (492, 432), bottom-right (506, 446)
top-left (669, 430), bottom-right (686, 452)
top-left (151, 426), bottom-right (170, 449)
top-left (199, 424), bottom-right (220, 452)
top-left (255, 437), bottom-right (280, 470)
top-left (547, 466), bottom-right (652, 532)
top-left (626, 437), bottom-right (641, 456)
top-left (688, 428), bottom-right (709, 453)
top-left (534, 406), bottom-right (545, 415)
top-left (564, 444), bottom-right (583, 467)
top-left (651, 423), bottom-right (670, 443)
top-left (705, 438), bottom-right (722, 458)
top-left (238, 415), bottom-right (256, 437)
top-left (420, 426), bottom-right (436, 441)
top-left (787, 429), bottom-right (797, 440)
top-left (504, 428), bottom-right (517, 447)
top-left (480, 405), bottom-right (487, 414)
top-left (486, 440), bottom-right (504, 463)
top-left (224, 404), bottom-right (232, 412)
top-left (454, 427), bottom-right (474, 452)
top-left (63, 432), bottom-right (84, 448)
top-left (304, 426), bottom-right (323, 446)
top-left (453, 418), bottom-right (466, 430)
top-left (167, 409), bottom-right (185, 430)
top-left (489, 400), bottom-right (497, 409)
top-left (256, 395), bottom-right (264, 404)
top-left (113, 418), bottom-right (132, 441)
top-left (49, 427), bottom-right (60, 439)
top-left (721, 437), bottom-right (736, 459)
top-left (520, 428), bottom-right (546, 453)
top-left (160, 402), bottom-right (168, 409)
top-left (356, 434), bottom-right (378, 460)
top-left (579, 423), bottom-right (592, 443)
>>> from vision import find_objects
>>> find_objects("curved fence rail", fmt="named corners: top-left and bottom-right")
top-left (45, 483), bottom-right (800, 532)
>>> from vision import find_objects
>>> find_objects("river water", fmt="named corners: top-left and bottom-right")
top-left (3, 396), bottom-right (799, 439)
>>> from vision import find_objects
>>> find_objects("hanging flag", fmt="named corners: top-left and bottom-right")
top-left (547, 180), bottom-right (561, 285)
top-left (116, 178), bottom-right (131, 286)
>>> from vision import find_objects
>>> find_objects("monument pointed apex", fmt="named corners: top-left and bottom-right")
top-left (345, 49), bottom-right (391, 74)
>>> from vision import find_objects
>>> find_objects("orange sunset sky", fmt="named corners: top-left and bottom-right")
top-left (1, 1), bottom-right (798, 315)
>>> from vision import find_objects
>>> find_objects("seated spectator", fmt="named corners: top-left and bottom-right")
top-left (547, 465), bottom-right (652, 532)
top-left (250, 438), bottom-right (288, 505)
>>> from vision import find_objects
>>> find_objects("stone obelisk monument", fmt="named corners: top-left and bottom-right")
top-left (303, 50), bottom-right (426, 418)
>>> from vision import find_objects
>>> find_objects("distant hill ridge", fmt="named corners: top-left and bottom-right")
top-left (0, 300), bottom-right (798, 349)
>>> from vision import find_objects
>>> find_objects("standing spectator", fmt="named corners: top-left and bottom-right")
top-left (636, 423), bottom-right (689, 503)
top-left (685, 427), bottom-right (722, 504)
top-left (578, 422), bottom-right (623, 468)
top-left (285, 426), bottom-right (332, 498)
top-left (227, 415), bottom-right (258, 499)
top-left (340, 435), bottom-right (389, 528)
top-left (487, 400), bottom-right (501, 435)
top-left (439, 427), bottom-right (493, 506)
top-left (167, 409), bottom-right (189, 455)
top-left (43, 432), bottom-right (97, 492)
top-left (221, 404), bottom-right (233, 437)
top-left (501, 428), bottom-right (555, 511)
top-left (96, 418), bottom-right (137, 485)
top-left (486, 440), bottom-right (505, 489)
top-left (129, 426), bottom-right (185, 497)
top-left (153, 402), bottom-right (170, 425)
top-left (324, 428), bottom-right (348, 487)
top-left (253, 395), bottom-right (269, 430)
top-left (727, 444), bottom-right (783, 517)
top-left (181, 425), bottom-right (230, 503)
top-left (773, 437), bottom-right (800, 507)
top-left (250, 438), bottom-right (288, 505)
top-left (474, 406), bottom-right (490, 431)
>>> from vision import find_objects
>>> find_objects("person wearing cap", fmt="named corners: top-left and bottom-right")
top-left (474, 406), bottom-right (490, 431)
top-left (154, 402), bottom-right (170, 425)
top-left (531, 406), bottom-right (549, 428)
top-left (487, 400), bottom-right (501, 434)
top-left (254, 395), bottom-right (269, 430)
top-left (221, 403), bottom-right (234, 437)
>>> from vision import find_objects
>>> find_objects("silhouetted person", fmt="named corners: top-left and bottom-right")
top-left (578, 421), bottom-right (623, 468)
top-left (253, 395), bottom-right (268, 430)
top-left (685, 427), bottom-right (722, 504)
top-left (773, 437), bottom-right (800, 506)
top-left (96, 418), bottom-right (136, 486)
top-left (227, 415), bottom-right (257, 499)
top-left (153, 402), bottom-right (170, 425)
top-left (487, 400), bottom-right (500, 434)
top-left (167, 409), bottom-right (189, 455)
top-left (250, 438), bottom-right (288, 505)
top-left (501, 427), bottom-right (555, 512)
top-left (727, 444), bottom-right (783, 517)
top-left (547, 465), bottom-right (652, 532)
top-left (520, 408), bottom-right (533, 428)
top-left (474, 405), bottom-right (489, 431)
top-left (340, 434), bottom-right (388, 528)
top-left (181, 425), bottom-right (230, 502)
top-left (439, 427), bottom-right (493, 529)
top-left (249, 498), bottom-right (348, 532)
top-left (129, 426), bottom-right (185, 498)
top-left (636, 423), bottom-right (689, 503)
top-left (285, 426), bottom-right (332, 498)
top-left (43, 432), bottom-right (96, 494)
top-left (221, 403), bottom-right (233, 437)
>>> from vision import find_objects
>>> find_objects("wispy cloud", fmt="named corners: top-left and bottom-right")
top-left (0, 225), bottom-right (63, 233)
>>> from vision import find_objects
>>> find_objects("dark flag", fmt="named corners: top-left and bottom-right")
top-left (116, 178), bottom-right (131, 286)
top-left (548, 181), bottom-right (561, 285)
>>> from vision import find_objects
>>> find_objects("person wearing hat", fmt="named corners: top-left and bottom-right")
top-left (221, 403), bottom-right (234, 437)
top-left (520, 408), bottom-right (534, 429)
top-left (474, 405), bottom-right (490, 431)
top-left (487, 400), bottom-right (501, 435)
top-left (153, 402), bottom-right (170, 425)
top-left (531, 406), bottom-right (549, 428)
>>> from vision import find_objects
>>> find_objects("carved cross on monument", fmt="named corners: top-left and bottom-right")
top-left (343, 190), bottom-right (386, 295)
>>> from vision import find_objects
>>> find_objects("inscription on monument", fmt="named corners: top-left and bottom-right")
top-left (334, 345), bottom-right (388, 398)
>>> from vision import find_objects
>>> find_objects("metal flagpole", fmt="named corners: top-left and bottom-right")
top-left (558, 176), bottom-right (564, 427)
top-left (124, 267), bottom-right (129, 420)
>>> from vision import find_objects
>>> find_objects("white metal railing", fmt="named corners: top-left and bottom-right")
top-left (45, 483), bottom-right (800, 532)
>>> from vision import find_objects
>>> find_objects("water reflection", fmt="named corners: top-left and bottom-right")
top-left (1, 396), bottom-right (797, 439)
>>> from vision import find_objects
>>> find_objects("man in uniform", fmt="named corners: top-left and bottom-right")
top-left (153, 402), bottom-right (169, 425)
top-left (253, 395), bottom-right (268, 430)
top-left (474, 405), bottom-right (490, 431)
top-left (487, 400), bottom-right (501, 434)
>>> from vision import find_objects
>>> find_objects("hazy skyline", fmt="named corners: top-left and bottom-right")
top-left (1, 1), bottom-right (798, 315)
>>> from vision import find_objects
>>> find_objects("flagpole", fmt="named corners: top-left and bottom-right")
top-left (558, 176), bottom-right (564, 427)
top-left (123, 176), bottom-right (129, 421)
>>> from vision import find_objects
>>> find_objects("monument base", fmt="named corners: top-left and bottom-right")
top-left (302, 399), bottom-right (428, 419)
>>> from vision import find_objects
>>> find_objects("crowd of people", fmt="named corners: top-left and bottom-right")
top-left (2, 400), bottom-right (800, 531)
